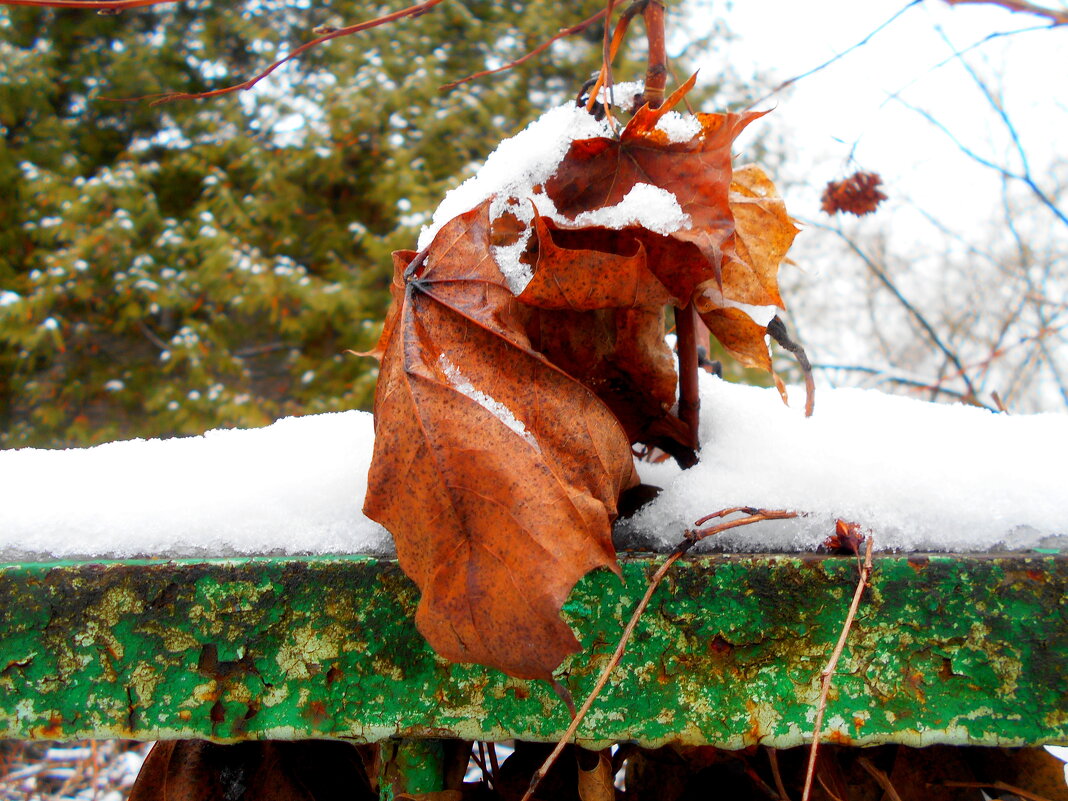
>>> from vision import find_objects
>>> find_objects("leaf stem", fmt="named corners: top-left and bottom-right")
top-left (642, 0), bottom-right (667, 108)
top-left (675, 303), bottom-right (701, 449)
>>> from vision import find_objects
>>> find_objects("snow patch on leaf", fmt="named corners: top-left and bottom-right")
top-left (655, 110), bottom-right (702, 143)
top-left (562, 183), bottom-right (691, 235)
top-left (491, 183), bottom-right (692, 295)
top-left (418, 103), bottom-right (612, 250)
top-left (438, 354), bottom-right (538, 449)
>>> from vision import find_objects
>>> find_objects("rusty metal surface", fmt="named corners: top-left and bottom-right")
top-left (0, 554), bottom-right (1064, 748)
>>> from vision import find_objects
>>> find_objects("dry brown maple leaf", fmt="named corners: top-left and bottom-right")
top-left (543, 96), bottom-right (766, 301)
top-left (695, 164), bottom-right (799, 372)
top-left (518, 214), bottom-right (684, 453)
top-left (820, 170), bottom-right (887, 216)
top-left (363, 201), bottom-right (637, 680)
top-left (524, 88), bottom-right (796, 394)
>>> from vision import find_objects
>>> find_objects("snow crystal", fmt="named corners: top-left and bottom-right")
top-left (417, 103), bottom-right (612, 252)
top-left (622, 373), bottom-right (1068, 552)
top-left (560, 183), bottom-right (691, 235)
top-left (0, 411), bottom-right (391, 561)
top-left (0, 290), bottom-right (20, 307)
top-left (655, 110), bottom-right (702, 143)
top-left (439, 355), bottom-right (537, 449)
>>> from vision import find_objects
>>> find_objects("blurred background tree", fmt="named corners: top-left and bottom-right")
top-left (0, 0), bottom-right (721, 447)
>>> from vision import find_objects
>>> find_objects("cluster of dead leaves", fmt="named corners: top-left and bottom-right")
top-left (364, 83), bottom-right (799, 679)
top-left (820, 171), bottom-right (888, 217)
top-left (126, 740), bottom-right (1068, 801)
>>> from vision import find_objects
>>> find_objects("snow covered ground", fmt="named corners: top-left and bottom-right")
top-left (1, 375), bottom-right (1064, 561)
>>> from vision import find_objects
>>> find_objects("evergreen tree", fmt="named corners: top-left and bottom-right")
top-left (0, 0), bottom-right (706, 447)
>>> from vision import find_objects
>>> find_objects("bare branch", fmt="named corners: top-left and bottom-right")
top-left (520, 508), bottom-right (798, 801)
top-left (943, 0), bottom-right (1068, 25)
top-left (801, 537), bottom-right (875, 801)
top-left (890, 96), bottom-right (1068, 229)
top-left (857, 758), bottom-right (905, 801)
top-left (803, 218), bottom-right (989, 407)
top-left (0, 0), bottom-right (178, 8)
top-left (743, 1), bottom-right (923, 110)
top-left (441, 8), bottom-right (609, 91)
top-left (767, 748), bottom-right (792, 801)
top-left (142, 0), bottom-right (446, 104)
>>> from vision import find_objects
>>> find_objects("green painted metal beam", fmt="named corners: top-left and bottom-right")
top-left (0, 554), bottom-right (1064, 748)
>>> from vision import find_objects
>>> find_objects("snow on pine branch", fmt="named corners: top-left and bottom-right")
top-left (0, 377), bottom-right (1065, 561)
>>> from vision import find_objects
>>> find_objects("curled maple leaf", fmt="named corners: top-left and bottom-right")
top-left (366, 85), bottom-right (811, 679)
top-left (364, 201), bottom-right (637, 680)
top-left (820, 171), bottom-right (887, 216)
top-left (543, 104), bottom-right (767, 300)
top-left (695, 164), bottom-right (799, 373)
top-left (824, 519), bottom-right (866, 554)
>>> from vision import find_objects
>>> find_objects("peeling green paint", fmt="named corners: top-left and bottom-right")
top-left (0, 554), bottom-right (1064, 748)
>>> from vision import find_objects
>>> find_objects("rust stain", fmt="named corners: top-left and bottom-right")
top-left (209, 700), bottom-right (225, 724)
top-left (938, 658), bottom-right (955, 681)
top-left (35, 713), bottom-right (64, 739)
top-left (303, 700), bottom-right (328, 727)
top-left (708, 635), bottom-right (734, 657)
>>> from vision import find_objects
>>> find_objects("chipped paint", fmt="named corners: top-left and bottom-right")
top-left (0, 554), bottom-right (1064, 748)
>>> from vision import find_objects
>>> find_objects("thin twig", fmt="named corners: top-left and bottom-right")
top-left (857, 758), bottom-right (904, 801)
top-left (767, 748), bottom-right (792, 801)
top-left (804, 218), bottom-right (989, 408)
top-left (141, 0), bottom-right (445, 104)
top-left (601, 0), bottom-right (618, 111)
top-left (584, 0), bottom-right (643, 122)
top-left (800, 537), bottom-right (874, 801)
top-left (942, 0), bottom-right (1068, 24)
top-left (472, 743), bottom-right (492, 789)
top-left (520, 509), bottom-right (798, 801)
top-left (816, 774), bottom-right (846, 801)
top-left (890, 96), bottom-right (1068, 229)
top-left (811, 363), bottom-right (978, 402)
top-left (0, 0), bottom-right (177, 8)
top-left (441, 8), bottom-right (608, 91)
top-left (743, 1), bottom-right (922, 110)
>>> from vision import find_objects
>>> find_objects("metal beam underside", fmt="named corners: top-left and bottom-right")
top-left (0, 554), bottom-right (1064, 748)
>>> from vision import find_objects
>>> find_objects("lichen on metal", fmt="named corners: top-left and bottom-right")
top-left (0, 554), bottom-right (1064, 748)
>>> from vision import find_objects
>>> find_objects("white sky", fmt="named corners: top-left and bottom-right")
top-left (706, 0), bottom-right (1067, 236)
